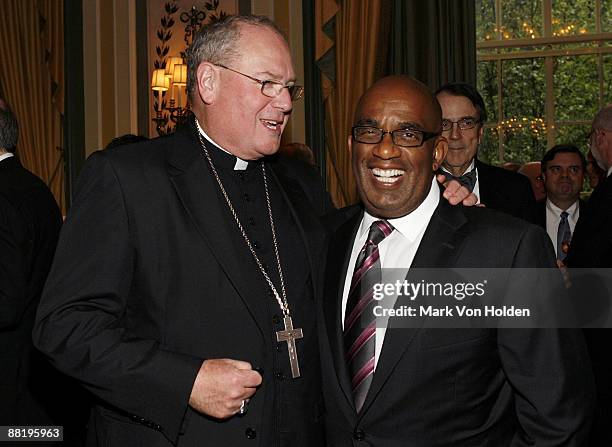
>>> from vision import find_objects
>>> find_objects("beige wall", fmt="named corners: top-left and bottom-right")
top-left (82, 0), bottom-right (139, 156)
top-left (81, 0), bottom-right (306, 154)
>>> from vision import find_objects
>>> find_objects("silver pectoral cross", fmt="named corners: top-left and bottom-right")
top-left (276, 315), bottom-right (303, 378)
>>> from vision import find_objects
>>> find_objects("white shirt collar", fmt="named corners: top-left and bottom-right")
top-left (360, 176), bottom-right (440, 243)
top-left (0, 152), bottom-right (14, 162)
top-left (441, 158), bottom-right (475, 177)
top-left (546, 198), bottom-right (579, 220)
top-left (195, 118), bottom-right (249, 171)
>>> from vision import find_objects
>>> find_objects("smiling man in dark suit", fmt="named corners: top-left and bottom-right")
top-left (319, 75), bottom-right (594, 446)
top-left (435, 82), bottom-right (536, 222)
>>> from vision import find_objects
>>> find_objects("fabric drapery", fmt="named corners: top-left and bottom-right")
top-left (319, 0), bottom-right (390, 207)
top-left (0, 0), bottom-right (65, 212)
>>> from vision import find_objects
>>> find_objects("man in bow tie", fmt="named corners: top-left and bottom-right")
top-left (435, 82), bottom-right (536, 222)
top-left (319, 75), bottom-right (594, 446)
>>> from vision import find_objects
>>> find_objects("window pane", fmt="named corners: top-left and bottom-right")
top-left (552, 0), bottom-right (596, 36)
top-left (503, 127), bottom-right (547, 163)
top-left (476, 0), bottom-right (497, 41)
top-left (501, 0), bottom-right (542, 39)
top-left (605, 54), bottom-right (612, 105)
top-left (477, 61), bottom-right (499, 122)
top-left (479, 127), bottom-right (501, 165)
top-left (555, 124), bottom-right (591, 150)
top-left (602, 0), bottom-right (611, 32)
top-left (554, 55), bottom-right (599, 121)
top-left (502, 58), bottom-right (545, 120)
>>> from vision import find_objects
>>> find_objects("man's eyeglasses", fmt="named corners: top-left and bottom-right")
top-left (352, 126), bottom-right (439, 148)
top-left (215, 63), bottom-right (304, 101)
top-left (441, 117), bottom-right (481, 132)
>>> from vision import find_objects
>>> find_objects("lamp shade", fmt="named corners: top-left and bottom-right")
top-left (172, 64), bottom-right (187, 86)
top-left (165, 56), bottom-right (183, 78)
top-left (151, 69), bottom-right (169, 91)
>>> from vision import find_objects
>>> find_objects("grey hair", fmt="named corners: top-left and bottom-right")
top-left (0, 103), bottom-right (18, 151)
top-left (184, 14), bottom-right (286, 102)
top-left (592, 104), bottom-right (612, 131)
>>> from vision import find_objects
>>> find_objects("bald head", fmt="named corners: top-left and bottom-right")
top-left (354, 76), bottom-right (442, 131)
top-left (349, 75), bottom-right (447, 218)
top-left (590, 104), bottom-right (612, 170)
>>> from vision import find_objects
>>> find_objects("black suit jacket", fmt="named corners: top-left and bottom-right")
top-left (33, 122), bottom-right (329, 447)
top-left (476, 159), bottom-right (536, 223)
top-left (565, 175), bottom-right (612, 445)
top-left (0, 156), bottom-right (62, 423)
top-left (319, 197), bottom-right (594, 446)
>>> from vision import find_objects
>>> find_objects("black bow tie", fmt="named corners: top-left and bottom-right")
top-left (438, 168), bottom-right (477, 192)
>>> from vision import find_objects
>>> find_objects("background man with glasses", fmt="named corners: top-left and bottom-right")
top-left (435, 82), bottom-right (536, 222)
top-left (565, 104), bottom-right (612, 446)
top-left (34, 15), bottom-right (330, 447)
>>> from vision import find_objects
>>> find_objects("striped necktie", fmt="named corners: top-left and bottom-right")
top-left (344, 220), bottom-right (394, 412)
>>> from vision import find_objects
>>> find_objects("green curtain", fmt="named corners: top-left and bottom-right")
top-left (386, 0), bottom-right (476, 90)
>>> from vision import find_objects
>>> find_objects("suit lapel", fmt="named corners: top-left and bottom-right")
top-left (359, 199), bottom-right (469, 417)
top-left (166, 124), bottom-right (269, 337)
top-left (268, 163), bottom-right (327, 303)
top-left (323, 207), bottom-right (362, 409)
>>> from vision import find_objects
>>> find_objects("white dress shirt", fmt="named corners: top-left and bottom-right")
top-left (196, 118), bottom-right (248, 170)
top-left (0, 152), bottom-right (14, 162)
top-left (341, 177), bottom-right (440, 369)
top-left (545, 199), bottom-right (580, 257)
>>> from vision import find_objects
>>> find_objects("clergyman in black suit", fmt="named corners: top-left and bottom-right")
top-left (0, 99), bottom-right (62, 424)
top-left (534, 144), bottom-right (586, 262)
top-left (435, 82), bottom-right (536, 222)
top-left (566, 104), bottom-right (612, 445)
top-left (33, 15), bottom-right (331, 447)
top-left (319, 75), bottom-right (594, 446)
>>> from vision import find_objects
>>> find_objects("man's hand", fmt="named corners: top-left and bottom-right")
top-left (189, 359), bottom-right (262, 418)
top-left (437, 174), bottom-right (479, 206)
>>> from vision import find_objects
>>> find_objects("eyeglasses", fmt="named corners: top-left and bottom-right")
top-left (441, 117), bottom-right (481, 132)
top-left (352, 126), bottom-right (439, 148)
top-left (215, 63), bottom-right (304, 101)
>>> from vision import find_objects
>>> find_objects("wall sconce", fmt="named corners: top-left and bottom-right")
top-left (151, 4), bottom-right (226, 136)
top-left (151, 58), bottom-right (191, 136)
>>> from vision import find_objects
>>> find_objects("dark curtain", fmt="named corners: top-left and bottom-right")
top-left (386, 0), bottom-right (476, 90)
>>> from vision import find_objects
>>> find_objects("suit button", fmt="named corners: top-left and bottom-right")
top-left (245, 427), bottom-right (256, 439)
top-left (272, 315), bottom-right (281, 324)
top-left (249, 217), bottom-right (256, 226)
top-left (275, 371), bottom-right (285, 380)
top-left (353, 429), bottom-right (365, 441)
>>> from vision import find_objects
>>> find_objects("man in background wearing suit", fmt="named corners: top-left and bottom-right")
top-left (435, 82), bottom-right (536, 222)
top-left (319, 75), bottom-right (594, 446)
top-left (566, 104), bottom-right (612, 445)
top-left (535, 144), bottom-right (586, 262)
top-left (0, 99), bottom-right (62, 425)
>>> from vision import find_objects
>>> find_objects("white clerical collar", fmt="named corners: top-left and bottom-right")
top-left (441, 158), bottom-right (475, 177)
top-left (607, 166), bottom-right (612, 178)
top-left (195, 119), bottom-right (249, 171)
top-left (361, 176), bottom-right (440, 244)
top-left (0, 152), bottom-right (14, 162)
top-left (546, 198), bottom-right (579, 220)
